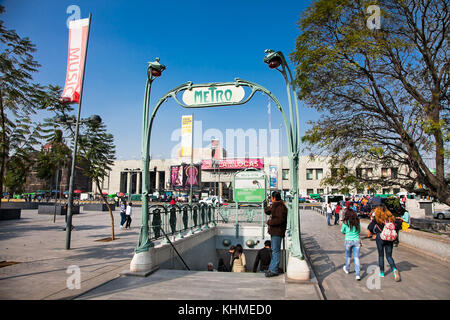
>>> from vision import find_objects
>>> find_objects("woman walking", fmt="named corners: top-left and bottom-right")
top-left (232, 244), bottom-right (246, 272)
top-left (341, 208), bottom-right (361, 280)
top-left (120, 200), bottom-right (127, 229)
top-left (368, 204), bottom-right (401, 282)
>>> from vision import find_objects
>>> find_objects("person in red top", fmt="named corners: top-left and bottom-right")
top-left (334, 203), bottom-right (342, 225)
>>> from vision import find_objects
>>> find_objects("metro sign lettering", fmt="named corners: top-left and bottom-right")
top-left (182, 84), bottom-right (245, 107)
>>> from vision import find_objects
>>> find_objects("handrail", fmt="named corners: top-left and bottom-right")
top-left (159, 226), bottom-right (190, 270)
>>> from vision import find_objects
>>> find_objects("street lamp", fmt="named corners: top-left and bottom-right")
top-left (130, 58), bottom-right (166, 273)
top-left (58, 114), bottom-right (101, 249)
top-left (264, 49), bottom-right (310, 280)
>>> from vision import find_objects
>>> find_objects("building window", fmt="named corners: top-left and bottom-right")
top-left (382, 188), bottom-right (391, 194)
top-left (331, 188), bottom-right (339, 194)
top-left (393, 188), bottom-right (400, 194)
top-left (317, 188), bottom-right (324, 194)
top-left (391, 168), bottom-right (398, 179)
top-left (356, 168), bottom-right (362, 178)
top-left (306, 169), bottom-right (314, 180)
top-left (381, 168), bottom-right (389, 178)
top-left (282, 169), bottom-right (289, 180)
top-left (316, 169), bottom-right (323, 180)
top-left (306, 188), bottom-right (314, 195)
top-left (366, 168), bottom-right (373, 177)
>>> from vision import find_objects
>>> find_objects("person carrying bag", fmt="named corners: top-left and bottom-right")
top-left (368, 204), bottom-right (401, 282)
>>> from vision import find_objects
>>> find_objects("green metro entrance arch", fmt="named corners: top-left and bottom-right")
top-left (130, 51), bottom-right (310, 280)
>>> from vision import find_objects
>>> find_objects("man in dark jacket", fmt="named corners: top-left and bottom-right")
top-left (264, 191), bottom-right (287, 277)
top-left (253, 240), bottom-right (272, 273)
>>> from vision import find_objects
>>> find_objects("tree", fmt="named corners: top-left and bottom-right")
top-left (77, 121), bottom-right (117, 240)
top-left (291, 0), bottom-right (449, 205)
top-left (35, 129), bottom-right (72, 197)
top-left (0, 5), bottom-right (53, 204)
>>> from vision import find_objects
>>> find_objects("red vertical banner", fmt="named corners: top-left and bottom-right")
top-left (61, 18), bottom-right (90, 103)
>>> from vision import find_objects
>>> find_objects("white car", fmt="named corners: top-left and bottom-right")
top-left (433, 210), bottom-right (450, 220)
top-left (199, 196), bottom-right (222, 206)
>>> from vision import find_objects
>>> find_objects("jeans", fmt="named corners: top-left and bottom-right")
top-left (268, 235), bottom-right (282, 274)
top-left (375, 236), bottom-right (396, 273)
top-left (327, 213), bottom-right (332, 225)
top-left (120, 212), bottom-right (127, 226)
top-left (344, 240), bottom-right (361, 276)
top-left (125, 215), bottom-right (132, 228)
top-left (334, 213), bottom-right (339, 225)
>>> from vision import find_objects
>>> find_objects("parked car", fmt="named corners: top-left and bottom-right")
top-left (199, 196), bottom-right (222, 206)
top-left (433, 210), bottom-right (450, 220)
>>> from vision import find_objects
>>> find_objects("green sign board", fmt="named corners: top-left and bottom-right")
top-left (233, 170), bottom-right (266, 203)
top-left (182, 84), bottom-right (245, 107)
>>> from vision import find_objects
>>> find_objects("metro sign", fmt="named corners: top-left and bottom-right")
top-left (182, 84), bottom-right (245, 107)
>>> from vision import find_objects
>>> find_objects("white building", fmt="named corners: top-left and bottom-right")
top-left (92, 148), bottom-right (406, 200)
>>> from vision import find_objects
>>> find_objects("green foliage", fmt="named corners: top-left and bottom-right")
top-left (292, 0), bottom-right (450, 205)
top-left (4, 155), bottom-right (30, 194)
top-left (77, 121), bottom-right (116, 185)
top-left (0, 5), bottom-right (65, 198)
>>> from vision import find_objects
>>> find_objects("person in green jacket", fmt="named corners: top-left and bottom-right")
top-left (341, 208), bottom-right (361, 280)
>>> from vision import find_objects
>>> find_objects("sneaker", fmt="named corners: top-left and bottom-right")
top-left (393, 269), bottom-right (401, 282)
top-left (264, 271), bottom-right (279, 278)
top-left (356, 275), bottom-right (361, 281)
top-left (379, 272), bottom-right (384, 278)
top-left (343, 266), bottom-right (349, 274)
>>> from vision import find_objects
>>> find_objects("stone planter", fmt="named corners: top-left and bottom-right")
top-left (38, 205), bottom-right (80, 215)
top-left (1, 202), bottom-right (52, 210)
top-left (82, 203), bottom-right (111, 211)
top-left (0, 208), bottom-right (21, 220)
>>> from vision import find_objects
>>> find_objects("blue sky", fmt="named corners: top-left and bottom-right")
top-left (2, 0), bottom-right (319, 160)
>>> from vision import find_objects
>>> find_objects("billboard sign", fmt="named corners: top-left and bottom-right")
top-left (183, 164), bottom-right (200, 188)
top-left (201, 158), bottom-right (263, 170)
top-left (181, 115), bottom-right (193, 157)
top-left (269, 166), bottom-right (277, 188)
top-left (170, 166), bottom-right (183, 189)
top-left (234, 170), bottom-right (266, 203)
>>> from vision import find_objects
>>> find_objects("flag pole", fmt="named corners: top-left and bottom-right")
top-left (65, 13), bottom-right (92, 250)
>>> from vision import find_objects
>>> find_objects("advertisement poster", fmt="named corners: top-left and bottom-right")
top-left (170, 166), bottom-right (183, 189)
top-left (269, 166), bottom-right (278, 188)
top-left (61, 18), bottom-right (90, 103)
top-left (234, 170), bottom-right (266, 203)
top-left (180, 115), bottom-right (193, 157)
top-left (201, 158), bottom-right (263, 170)
top-left (183, 164), bottom-right (200, 188)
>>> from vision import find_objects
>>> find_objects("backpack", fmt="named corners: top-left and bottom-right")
top-left (380, 221), bottom-right (397, 241)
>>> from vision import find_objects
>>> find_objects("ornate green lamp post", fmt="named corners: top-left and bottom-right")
top-left (130, 58), bottom-right (166, 274)
top-left (264, 49), bottom-right (309, 280)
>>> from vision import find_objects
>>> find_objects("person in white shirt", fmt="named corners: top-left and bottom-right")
top-left (326, 203), bottom-right (333, 226)
top-left (125, 202), bottom-right (133, 229)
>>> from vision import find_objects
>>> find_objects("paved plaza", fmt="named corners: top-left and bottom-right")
top-left (0, 206), bottom-right (449, 300)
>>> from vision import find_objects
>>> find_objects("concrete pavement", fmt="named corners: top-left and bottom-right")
top-left (302, 209), bottom-right (450, 299)
top-left (1, 207), bottom-right (449, 300)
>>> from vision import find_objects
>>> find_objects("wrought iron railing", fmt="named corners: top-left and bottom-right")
top-left (147, 203), bottom-right (218, 241)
